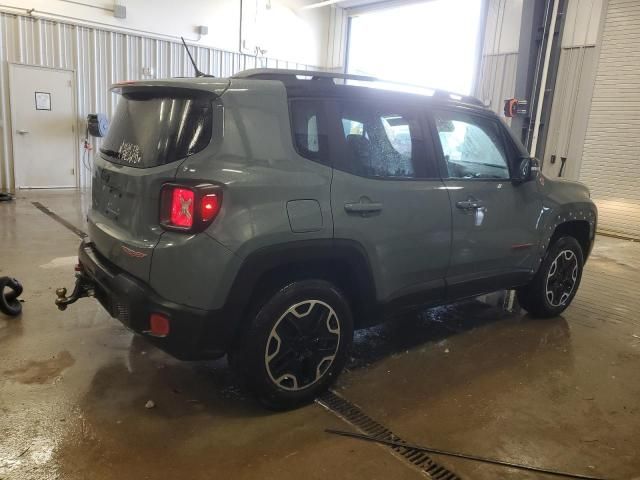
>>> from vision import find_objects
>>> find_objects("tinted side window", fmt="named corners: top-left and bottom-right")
top-left (433, 110), bottom-right (510, 180)
top-left (290, 99), bottom-right (327, 162)
top-left (336, 102), bottom-right (423, 179)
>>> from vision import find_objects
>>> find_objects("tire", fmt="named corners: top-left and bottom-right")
top-left (231, 279), bottom-right (354, 410)
top-left (517, 236), bottom-right (584, 318)
top-left (0, 277), bottom-right (23, 317)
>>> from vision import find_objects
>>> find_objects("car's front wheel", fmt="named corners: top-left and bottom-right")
top-left (231, 279), bottom-right (354, 410)
top-left (517, 235), bottom-right (584, 318)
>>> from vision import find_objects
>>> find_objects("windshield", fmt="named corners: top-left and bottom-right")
top-left (100, 90), bottom-right (214, 168)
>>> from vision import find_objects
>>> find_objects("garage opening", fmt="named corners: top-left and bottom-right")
top-left (346, 0), bottom-right (483, 94)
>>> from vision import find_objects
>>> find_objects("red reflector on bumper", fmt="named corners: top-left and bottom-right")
top-left (149, 313), bottom-right (170, 337)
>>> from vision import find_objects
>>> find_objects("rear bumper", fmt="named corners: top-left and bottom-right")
top-left (78, 240), bottom-right (230, 360)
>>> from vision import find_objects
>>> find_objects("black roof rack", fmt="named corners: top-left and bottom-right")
top-left (232, 68), bottom-right (486, 107)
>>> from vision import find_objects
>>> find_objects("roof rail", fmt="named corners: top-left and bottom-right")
top-left (231, 68), bottom-right (485, 107)
top-left (232, 68), bottom-right (379, 83)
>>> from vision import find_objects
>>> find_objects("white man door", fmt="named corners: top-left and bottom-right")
top-left (9, 64), bottom-right (77, 189)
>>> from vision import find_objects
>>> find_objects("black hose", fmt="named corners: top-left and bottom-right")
top-left (325, 429), bottom-right (608, 480)
top-left (0, 277), bottom-right (23, 316)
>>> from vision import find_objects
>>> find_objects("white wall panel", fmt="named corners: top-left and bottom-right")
top-left (581, 0), bottom-right (640, 239)
top-left (474, 52), bottom-right (518, 116)
top-left (1, 0), bottom-right (330, 66)
top-left (473, 0), bottom-right (521, 118)
top-left (543, 46), bottom-right (598, 180)
top-left (324, 6), bottom-right (348, 71)
top-left (482, 0), bottom-right (523, 55)
top-left (0, 12), bottom-right (314, 192)
top-left (562, 0), bottom-right (604, 48)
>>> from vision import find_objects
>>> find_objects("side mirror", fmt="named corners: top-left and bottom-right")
top-left (514, 157), bottom-right (539, 183)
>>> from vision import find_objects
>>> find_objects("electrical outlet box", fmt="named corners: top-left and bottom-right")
top-left (114, 5), bottom-right (126, 19)
top-left (197, 25), bottom-right (208, 36)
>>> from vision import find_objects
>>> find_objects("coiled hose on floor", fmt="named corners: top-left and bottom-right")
top-left (0, 276), bottom-right (23, 316)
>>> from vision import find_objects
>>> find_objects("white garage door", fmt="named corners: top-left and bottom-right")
top-left (580, 0), bottom-right (640, 239)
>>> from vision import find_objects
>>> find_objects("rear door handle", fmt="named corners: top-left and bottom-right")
top-left (16, 129), bottom-right (29, 135)
top-left (344, 201), bottom-right (383, 213)
top-left (456, 199), bottom-right (484, 210)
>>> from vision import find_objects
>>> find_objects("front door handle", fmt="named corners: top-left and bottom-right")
top-left (344, 201), bottom-right (383, 214)
top-left (456, 199), bottom-right (484, 210)
top-left (16, 129), bottom-right (29, 135)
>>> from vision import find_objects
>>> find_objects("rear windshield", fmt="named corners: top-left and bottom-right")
top-left (100, 90), bottom-right (215, 168)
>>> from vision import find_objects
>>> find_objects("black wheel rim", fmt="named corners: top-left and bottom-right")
top-left (265, 300), bottom-right (340, 391)
top-left (545, 249), bottom-right (579, 307)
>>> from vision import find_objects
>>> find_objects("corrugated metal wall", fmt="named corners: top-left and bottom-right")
top-left (542, 46), bottom-right (598, 180)
top-left (581, 0), bottom-right (640, 239)
top-left (473, 0), bottom-right (522, 122)
top-left (475, 52), bottom-right (518, 117)
top-left (0, 12), bottom-right (314, 192)
top-left (542, 0), bottom-right (603, 181)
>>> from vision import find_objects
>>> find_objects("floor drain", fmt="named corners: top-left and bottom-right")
top-left (32, 201), bottom-right (87, 239)
top-left (316, 390), bottom-right (461, 480)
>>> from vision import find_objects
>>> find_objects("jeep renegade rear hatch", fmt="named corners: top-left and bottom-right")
top-left (89, 86), bottom-right (221, 282)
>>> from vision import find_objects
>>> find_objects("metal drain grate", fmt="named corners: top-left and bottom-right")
top-left (316, 391), bottom-right (461, 480)
top-left (32, 201), bottom-right (88, 239)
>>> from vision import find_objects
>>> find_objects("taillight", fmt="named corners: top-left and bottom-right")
top-left (160, 183), bottom-right (222, 232)
top-left (201, 194), bottom-right (220, 222)
top-left (170, 188), bottom-right (195, 228)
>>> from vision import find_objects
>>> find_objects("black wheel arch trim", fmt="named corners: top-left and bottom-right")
top-left (538, 202), bottom-right (597, 263)
top-left (222, 238), bottom-right (378, 339)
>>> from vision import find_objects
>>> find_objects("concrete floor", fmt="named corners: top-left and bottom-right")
top-left (1, 190), bottom-right (640, 480)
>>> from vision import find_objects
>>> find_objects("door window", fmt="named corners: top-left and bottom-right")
top-left (336, 102), bottom-right (426, 178)
top-left (433, 111), bottom-right (510, 179)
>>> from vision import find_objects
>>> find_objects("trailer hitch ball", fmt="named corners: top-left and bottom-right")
top-left (55, 277), bottom-right (94, 311)
top-left (55, 288), bottom-right (69, 311)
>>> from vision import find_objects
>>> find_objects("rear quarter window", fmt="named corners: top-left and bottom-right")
top-left (289, 99), bottom-right (328, 163)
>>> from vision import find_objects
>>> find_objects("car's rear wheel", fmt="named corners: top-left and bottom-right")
top-left (231, 279), bottom-right (353, 410)
top-left (517, 235), bottom-right (584, 318)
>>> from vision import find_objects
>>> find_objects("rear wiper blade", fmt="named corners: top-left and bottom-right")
top-left (99, 148), bottom-right (120, 159)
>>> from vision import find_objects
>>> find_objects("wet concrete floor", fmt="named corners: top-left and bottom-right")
top-left (1, 190), bottom-right (639, 480)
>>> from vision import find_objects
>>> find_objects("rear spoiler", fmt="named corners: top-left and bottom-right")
top-left (111, 78), bottom-right (231, 97)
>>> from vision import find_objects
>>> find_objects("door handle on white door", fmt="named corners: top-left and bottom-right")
top-left (16, 129), bottom-right (29, 135)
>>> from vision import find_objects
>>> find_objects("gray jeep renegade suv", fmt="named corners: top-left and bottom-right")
top-left (56, 69), bottom-right (597, 409)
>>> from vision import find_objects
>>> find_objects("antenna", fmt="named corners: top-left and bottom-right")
top-left (180, 37), bottom-right (214, 78)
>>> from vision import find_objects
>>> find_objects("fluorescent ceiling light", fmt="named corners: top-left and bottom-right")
top-left (302, 0), bottom-right (345, 10)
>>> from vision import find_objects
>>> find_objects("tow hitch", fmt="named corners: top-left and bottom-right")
top-left (55, 266), bottom-right (95, 311)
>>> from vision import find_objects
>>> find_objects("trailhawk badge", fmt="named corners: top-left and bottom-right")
top-left (121, 245), bottom-right (147, 258)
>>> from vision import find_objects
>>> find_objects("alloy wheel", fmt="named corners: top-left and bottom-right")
top-left (265, 299), bottom-right (340, 391)
top-left (545, 249), bottom-right (579, 307)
